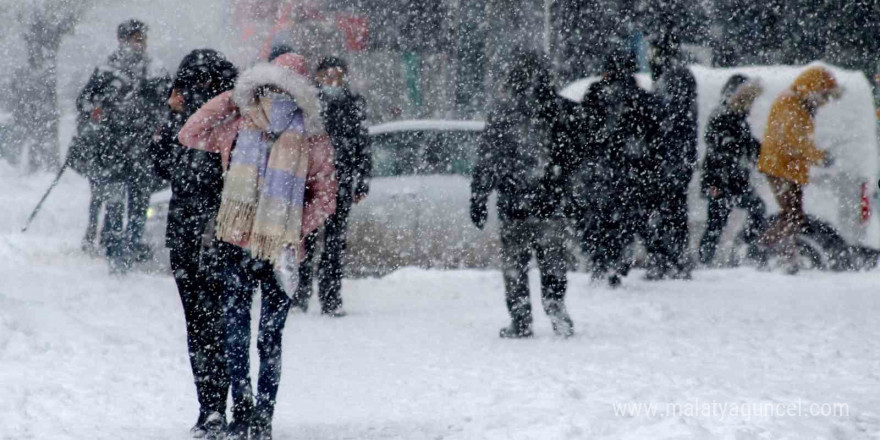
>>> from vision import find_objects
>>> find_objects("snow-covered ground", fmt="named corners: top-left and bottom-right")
top-left (2, 165), bottom-right (880, 440)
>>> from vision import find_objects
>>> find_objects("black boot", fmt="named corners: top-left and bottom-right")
top-left (545, 302), bottom-right (574, 338)
top-left (499, 318), bottom-right (533, 339)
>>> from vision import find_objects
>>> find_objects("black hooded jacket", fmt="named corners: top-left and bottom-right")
top-left (150, 50), bottom-right (237, 249)
top-left (700, 106), bottom-right (760, 198)
top-left (471, 54), bottom-right (568, 221)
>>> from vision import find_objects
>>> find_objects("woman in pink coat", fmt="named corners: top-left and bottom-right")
top-left (178, 52), bottom-right (336, 440)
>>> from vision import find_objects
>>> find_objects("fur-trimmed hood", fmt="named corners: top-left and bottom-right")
top-left (232, 58), bottom-right (324, 135)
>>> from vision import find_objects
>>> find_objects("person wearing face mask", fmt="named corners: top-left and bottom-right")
top-left (149, 49), bottom-right (237, 440)
top-left (576, 47), bottom-right (660, 288)
top-left (757, 66), bottom-right (841, 274)
top-left (470, 51), bottom-right (573, 338)
top-left (179, 52), bottom-right (337, 440)
top-left (291, 55), bottom-right (371, 317)
top-left (75, 19), bottom-right (170, 272)
top-left (698, 75), bottom-right (767, 266)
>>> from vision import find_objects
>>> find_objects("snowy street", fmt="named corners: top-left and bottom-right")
top-left (2, 167), bottom-right (880, 440)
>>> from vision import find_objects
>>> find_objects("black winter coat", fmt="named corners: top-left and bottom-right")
top-left (150, 112), bottom-right (224, 249)
top-left (700, 106), bottom-right (760, 198)
top-left (471, 93), bottom-right (568, 221)
top-left (649, 63), bottom-right (698, 184)
top-left (73, 50), bottom-right (170, 184)
top-left (320, 87), bottom-right (371, 198)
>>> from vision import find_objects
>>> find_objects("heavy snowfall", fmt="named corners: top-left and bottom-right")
top-left (1, 1), bottom-right (880, 439)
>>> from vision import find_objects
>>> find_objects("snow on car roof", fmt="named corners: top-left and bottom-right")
top-left (369, 119), bottom-right (485, 135)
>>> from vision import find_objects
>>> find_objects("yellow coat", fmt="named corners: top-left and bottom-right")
top-left (757, 67), bottom-right (837, 185)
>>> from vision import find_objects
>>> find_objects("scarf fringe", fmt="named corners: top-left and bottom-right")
top-left (215, 200), bottom-right (257, 245)
top-left (248, 233), bottom-right (290, 264)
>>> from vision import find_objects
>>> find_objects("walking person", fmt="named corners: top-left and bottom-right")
top-left (758, 66), bottom-right (840, 274)
top-left (646, 32), bottom-right (699, 280)
top-left (75, 19), bottom-right (170, 272)
top-left (151, 49), bottom-right (237, 439)
top-left (470, 51), bottom-right (573, 338)
top-left (577, 47), bottom-right (659, 287)
top-left (179, 52), bottom-right (337, 440)
top-left (698, 74), bottom-right (767, 266)
top-left (293, 56), bottom-right (371, 316)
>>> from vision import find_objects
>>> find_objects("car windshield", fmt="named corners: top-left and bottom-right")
top-left (371, 129), bottom-right (481, 177)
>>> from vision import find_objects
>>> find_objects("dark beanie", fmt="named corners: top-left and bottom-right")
top-left (173, 49), bottom-right (238, 94)
top-left (268, 45), bottom-right (296, 62)
top-left (117, 19), bottom-right (148, 40)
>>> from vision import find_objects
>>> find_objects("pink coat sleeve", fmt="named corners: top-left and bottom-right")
top-left (302, 134), bottom-right (338, 236)
top-left (178, 91), bottom-right (239, 162)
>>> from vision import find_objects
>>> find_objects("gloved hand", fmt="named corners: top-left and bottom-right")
top-left (821, 150), bottom-right (835, 167)
top-left (470, 198), bottom-right (488, 230)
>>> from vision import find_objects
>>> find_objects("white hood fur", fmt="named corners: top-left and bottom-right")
top-left (232, 62), bottom-right (325, 135)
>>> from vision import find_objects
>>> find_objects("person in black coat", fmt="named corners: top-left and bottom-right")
top-left (698, 74), bottom-right (767, 265)
top-left (577, 47), bottom-right (660, 287)
top-left (470, 51), bottom-right (573, 339)
top-left (646, 32), bottom-right (699, 279)
top-left (150, 48), bottom-right (237, 439)
top-left (293, 56), bottom-right (371, 316)
top-left (75, 19), bottom-right (171, 271)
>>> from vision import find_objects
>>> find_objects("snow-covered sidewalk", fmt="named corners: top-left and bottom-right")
top-left (2, 167), bottom-right (879, 439)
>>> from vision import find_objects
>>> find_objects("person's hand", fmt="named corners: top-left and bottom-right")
top-left (354, 192), bottom-right (368, 204)
top-left (167, 89), bottom-right (185, 113)
top-left (821, 150), bottom-right (835, 167)
top-left (470, 199), bottom-right (488, 230)
top-left (90, 107), bottom-right (104, 123)
top-left (709, 186), bottom-right (721, 198)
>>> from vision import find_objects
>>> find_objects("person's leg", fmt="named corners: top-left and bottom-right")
top-left (84, 180), bottom-right (101, 246)
top-left (102, 182), bottom-right (128, 271)
top-left (667, 181), bottom-right (692, 276)
top-left (762, 176), bottom-right (801, 266)
top-left (534, 219), bottom-right (573, 336)
top-left (126, 183), bottom-right (151, 258)
top-left (499, 219), bottom-right (534, 337)
top-left (252, 262), bottom-right (293, 436)
top-left (170, 237), bottom-right (229, 420)
top-left (317, 184), bottom-right (353, 315)
top-left (699, 197), bottom-right (733, 265)
top-left (737, 189), bottom-right (769, 263)
top-left (293, 229), bottom-right (319, 311)
top-left (218, 243), bottom-right (257, 431)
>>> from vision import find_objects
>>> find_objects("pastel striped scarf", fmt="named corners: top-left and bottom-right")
top-left (215, 93), bottom-right (310, 264)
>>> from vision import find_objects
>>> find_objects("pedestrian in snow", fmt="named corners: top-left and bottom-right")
top-left (74, 19), bottom-right (171, 272)
top-left (470, 51), bottom-right (574, 339)
top-left (698, 74), bottom-right (768, 266)
top-left (757, 66), bottom-right (840, 274)
top-left (646, 32), bottom-right (699, 280)
top-left (293, 56), bottom-right (371, 316)
top-left (178, 52), bottom-right (337, 440)
top-left (577, 47), bottom-right (660, 287)
top-left (150, 48), bottom-right (237, 439)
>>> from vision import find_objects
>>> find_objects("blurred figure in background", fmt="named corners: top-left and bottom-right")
top-left (470, 51), bottom-right (573, 339)
top-left (74, 19), bottom-right (170, 272)
top-left (577, 46), bottom-right (659, 288)
top-left (150, 48), bottom-right (237, 439)
top-left (294, 55), bottom-right (371, 317)
top-left (698, 74), bottom-right (767, 266)
top-left (646, 32), bottom-right (699, 280)
top-left (758, 66), bottom-right (841, 274)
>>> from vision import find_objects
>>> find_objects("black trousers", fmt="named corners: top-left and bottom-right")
top-left (127, 182), bottom-right (151, 246)
top-left (699, 190), bottom-right (767, 265)
top-left (170, 235), bottom-right (228, 416)
top-left (295, 183), bottom-right (353, 313)
top-left (646, 175), bottom-right (692, 275)
top-left (500, 218), bottom-right (568, 325)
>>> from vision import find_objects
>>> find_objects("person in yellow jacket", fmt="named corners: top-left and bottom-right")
top-left (758, 66), bottom-right (842, 273)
